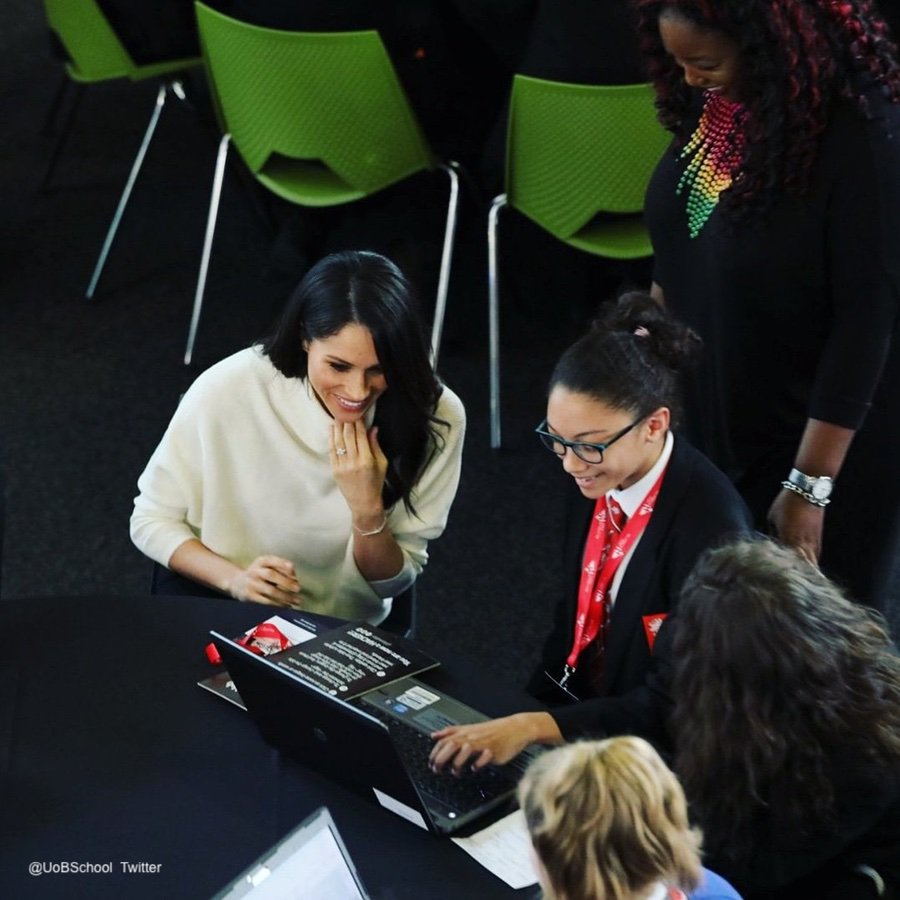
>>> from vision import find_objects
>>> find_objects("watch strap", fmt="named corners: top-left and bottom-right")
top-left (788, 468), bottom-right (810, 489)
top-left (783, 468), bottom-right (833, 507)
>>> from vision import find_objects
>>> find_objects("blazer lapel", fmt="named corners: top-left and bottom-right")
top-left (597, 440), bottom-right (691, 691)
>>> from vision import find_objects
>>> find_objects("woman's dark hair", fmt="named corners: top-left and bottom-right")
top-left (261, 250), bottom-right (446, 513)
top-left (549, 291), bottom-right (701, 426)
top-left (633, 0), bottom-right (900, 220)
top-left (671, 537), bottom-right (900, 860)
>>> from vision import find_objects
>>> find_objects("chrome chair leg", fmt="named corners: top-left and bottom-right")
top-left (430, 161), bottom-right (460, 369)
top-left (487, 194), bottom-right (507, 449)
top-left (184, 133), bottom-right (231, 366)
top-left (86, 82), bottom-right (168, 300)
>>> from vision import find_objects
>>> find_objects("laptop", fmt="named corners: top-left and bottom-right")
top-left (211, 631), bottom-right (542, 836)
top-left (212, 806), bottom-right (370, 899)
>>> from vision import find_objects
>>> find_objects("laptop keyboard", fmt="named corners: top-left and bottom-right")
top-left (362, 703), bottom-right (519, 812)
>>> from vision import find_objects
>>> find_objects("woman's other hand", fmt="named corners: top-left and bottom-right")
top-left (767, 488), bottom-right (825, 565)
top-left (228, 555), bottom-right (302, 606)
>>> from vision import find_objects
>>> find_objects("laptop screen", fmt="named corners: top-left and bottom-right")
top-left (213, 806), bottom-right (369, 899)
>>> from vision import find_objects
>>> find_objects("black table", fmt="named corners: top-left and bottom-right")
top-left (0, 595), bottom-right (541, 899)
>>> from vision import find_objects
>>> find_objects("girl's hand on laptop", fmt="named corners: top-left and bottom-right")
top-left (229, 555), bottom-right (302, 607)
top-left (429, 713), bottom-right (563, 774)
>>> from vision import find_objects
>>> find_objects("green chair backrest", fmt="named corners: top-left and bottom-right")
top-left (43, 0), bottom-right (134, 82)
top-left (195, 2), bottom-right (436, 203)
top-left (505, 75), bottom-right (670, 243)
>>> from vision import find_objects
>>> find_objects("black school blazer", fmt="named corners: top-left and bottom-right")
top-left (530, 436), bottom-right (752, 747)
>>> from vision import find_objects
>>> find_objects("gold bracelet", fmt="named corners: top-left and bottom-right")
top-left (353, 515), bottom-right (388, 537)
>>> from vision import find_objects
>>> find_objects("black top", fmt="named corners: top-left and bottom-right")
top-left (644, 89), bottom-right (900, 611)
top-left (645, 95), bottom-right (897, 483)
top-left (528, 438), bottom-right (752, 750)
top-left (705, 744), bottom-right (900, 898)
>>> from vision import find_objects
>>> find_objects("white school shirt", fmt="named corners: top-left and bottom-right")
top-left (606, 430), bottom-right (675, 607)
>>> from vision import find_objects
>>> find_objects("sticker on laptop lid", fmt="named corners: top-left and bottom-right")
top-left (396, 684), bottom-right (440, 710)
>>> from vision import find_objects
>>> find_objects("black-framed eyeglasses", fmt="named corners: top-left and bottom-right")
top-left (534, 417), bottom-right (643, 464)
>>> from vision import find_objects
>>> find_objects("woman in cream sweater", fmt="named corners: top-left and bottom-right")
top-left (131, 250), bottom-right (465, 622)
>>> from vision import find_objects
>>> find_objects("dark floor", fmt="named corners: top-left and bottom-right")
top-left (1, 3), bottom-right (896, 695)
top-left (0, 1), bottom-right (621, 690)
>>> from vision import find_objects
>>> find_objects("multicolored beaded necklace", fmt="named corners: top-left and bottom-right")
top-left (677, 89), bottom-right (746, 238)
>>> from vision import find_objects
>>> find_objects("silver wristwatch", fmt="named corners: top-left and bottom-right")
top-left (783, 468), bottom-right (833, 506)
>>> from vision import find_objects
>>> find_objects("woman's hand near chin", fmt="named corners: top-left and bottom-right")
top-left (330, 420), bottom-right (388, 525)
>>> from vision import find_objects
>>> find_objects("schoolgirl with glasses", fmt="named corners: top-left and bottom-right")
top-left (430, 292), bottom-right (750, 773)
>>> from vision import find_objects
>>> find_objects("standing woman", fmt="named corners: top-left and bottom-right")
top-left (429, 294), bottom-right (750, 772)
top-left (130, 250), bottom-right (465, 623)
top-left (672, 538), bottom-right (900, 898)
top-left (637, 0), bottom-right (900, 610)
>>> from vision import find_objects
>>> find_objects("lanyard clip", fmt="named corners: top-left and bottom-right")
top-left (559, 664), bottom-right (576, 689)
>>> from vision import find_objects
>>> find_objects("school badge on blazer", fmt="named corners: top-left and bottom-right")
top-left (642, 613), bottom-right (667, 651)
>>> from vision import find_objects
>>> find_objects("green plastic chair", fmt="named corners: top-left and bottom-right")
top-left (487, 75), bottom-right (671, 447)
top-left (187, 2), bottom-right (461, 367)
top-left (42, 0), bottom-right (200, 299)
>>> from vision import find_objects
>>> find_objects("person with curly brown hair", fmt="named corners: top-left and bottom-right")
top-left (672, 538), bottom-right (900, 898)
top-left (636, 0), bottom-right (900, 613)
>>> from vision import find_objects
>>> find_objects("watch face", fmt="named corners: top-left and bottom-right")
top-left (811, 479), bottom-right (832, 500)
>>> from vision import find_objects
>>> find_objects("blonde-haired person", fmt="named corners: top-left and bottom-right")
top-left (518, 737), bottom-right (741, 900)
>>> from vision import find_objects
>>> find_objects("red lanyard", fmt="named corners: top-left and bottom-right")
top-left (562, 467), bottom-right (667, 685)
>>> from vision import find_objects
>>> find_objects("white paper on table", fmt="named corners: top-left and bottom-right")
top-left (451, 809), bottom-right (539, 889)
top-left (372, 788), bottom-right (429, 831)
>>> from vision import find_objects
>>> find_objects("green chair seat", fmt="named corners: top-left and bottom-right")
top-left (565, 214), bottom-right (654, 259)
top-left (257, 157), bottom-right (366, 207)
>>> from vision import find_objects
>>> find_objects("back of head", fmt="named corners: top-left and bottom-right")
top-left (673, 537), bottom-right (900, 724)
top-left (518, 737), bottom-right (702, 900)
top-left (672, 537), bottom-right (900, 849)
top-left (549, 291), bottom-right (701, 426)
